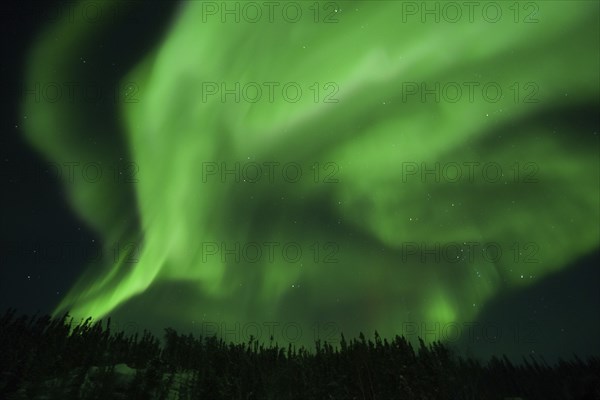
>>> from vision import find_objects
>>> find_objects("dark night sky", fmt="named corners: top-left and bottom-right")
top-left (1, 1), bottom-right (599, 362)
top-left (0, 0), bottom-right (179, 314)
top-left (1, 0), bottom-right (93, 313)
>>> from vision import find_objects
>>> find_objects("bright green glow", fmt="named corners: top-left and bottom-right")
top-left (23, 1), bottom-right (599, 346)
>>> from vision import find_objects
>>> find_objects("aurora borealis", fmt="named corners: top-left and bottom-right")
top-left (11, 0), bottom-right (600, 355)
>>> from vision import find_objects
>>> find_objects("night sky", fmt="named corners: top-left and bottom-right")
top-left (1, 0), bottom-right (599, 362)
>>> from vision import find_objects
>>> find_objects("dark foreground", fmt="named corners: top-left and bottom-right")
top-left (0, 310), bottom-right (598, 400)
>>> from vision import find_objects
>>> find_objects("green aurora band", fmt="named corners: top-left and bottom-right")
top-left (22, 1), bottom-right (599, 347)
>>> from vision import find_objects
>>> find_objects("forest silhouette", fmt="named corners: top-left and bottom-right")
top-left (1, 309), bottom-right (598, 399)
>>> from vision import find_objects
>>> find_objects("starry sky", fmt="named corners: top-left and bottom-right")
top-left (1, 0), bottom-right (599, 362)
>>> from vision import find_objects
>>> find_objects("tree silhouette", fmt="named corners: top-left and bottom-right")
top-left (0, 309), bottom-right (598, 399)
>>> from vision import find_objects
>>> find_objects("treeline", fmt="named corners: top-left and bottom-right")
top-left (0, 309), bottom-right (598, 399)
